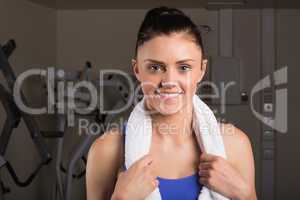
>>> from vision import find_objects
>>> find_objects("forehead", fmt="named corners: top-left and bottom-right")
top-left (136, 33), bottom-right (203, 62)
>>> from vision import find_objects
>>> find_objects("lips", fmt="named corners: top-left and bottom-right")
top-left (154, 90), bottom-right (183, 100)
top-left (159, 93), bottom-right (181, 100)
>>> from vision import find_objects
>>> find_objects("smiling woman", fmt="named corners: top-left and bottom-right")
top-left (132, 32), bottom-right (206, 115)
top-left (86, 6), bottom-right (257, 200)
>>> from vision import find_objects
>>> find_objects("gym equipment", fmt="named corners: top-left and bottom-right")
top-left (0, 40), bottom-right (97, 200)
top-left (0, 39), bottom-right (139, 200)
top-left (45, 62), bottom-right (103, 200)
top-left (0, 40), bottom-right (52, 197)
top-left (45, 63), bottom-right (138, 200)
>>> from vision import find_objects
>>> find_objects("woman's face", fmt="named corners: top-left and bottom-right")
top-left (132, 32), bottom-right (207, 115)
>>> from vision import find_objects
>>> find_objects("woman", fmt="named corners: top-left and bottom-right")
top-left (86, 7), bottom-right (257, 200)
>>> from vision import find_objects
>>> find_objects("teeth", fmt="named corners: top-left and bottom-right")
top-left (154, 90), bottom-right (183, 99)
top-left (158, 93), bottom-right (181, 98)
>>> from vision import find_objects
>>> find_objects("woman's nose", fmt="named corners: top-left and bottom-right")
top-left (161, 68), bottom-right (176, 83)
top-left (159, 70), bottom-right (179, 89)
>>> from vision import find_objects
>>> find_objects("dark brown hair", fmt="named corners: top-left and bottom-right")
top-left (135, 6), bottom-right (205, 58)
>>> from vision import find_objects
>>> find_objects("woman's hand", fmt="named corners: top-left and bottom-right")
top-left (198, 153), bottom-right (252, 200)
top-left (112, 154), bottom-right (159, 200)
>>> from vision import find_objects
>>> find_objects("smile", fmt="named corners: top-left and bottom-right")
top-left (154, 91), bottom-right (183, 100)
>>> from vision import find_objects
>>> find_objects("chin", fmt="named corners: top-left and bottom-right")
top-left (157, 102), bottom-right (184, 115)
top-left (145, 93), bottom-right (189, 115)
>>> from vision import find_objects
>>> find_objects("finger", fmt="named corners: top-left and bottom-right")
top-left (200, 153), bottom-right (217, 162)
top-left (136, 154), bottom-right (154, 167)
top-left (198, 162), bottom-right (212, 170)
top-left (199, 177), bottom-right (209, 187)
top-left (151, 179), bottom-right (159, 188)
top-left (154, 179), bottom-right (159, 187)
top-left (198, 169), bottom-right (210, 178)
top-left (144, 165), bottom-right (156, 178)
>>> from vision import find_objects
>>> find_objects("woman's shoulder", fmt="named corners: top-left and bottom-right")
top-left (86, 128), bottom-right (125, 181)
top-left (218, 122), bottom-right (253, 165)
top-left (88, 128), bottom-right (124, 164)
top-left (218, 122), bottom-right (252, 147)
top-left (86, 129), bottom-right (125, 199)
top-left (218, 122), bottom-right (256, 197)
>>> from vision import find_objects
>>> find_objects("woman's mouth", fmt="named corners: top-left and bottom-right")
top-left (154, 91), bottom-right (184, 101)
top-left (158, 93), bottom-right (181, 100)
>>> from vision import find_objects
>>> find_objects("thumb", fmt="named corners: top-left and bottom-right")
top-left (137, 154), bottom-right (154, 167)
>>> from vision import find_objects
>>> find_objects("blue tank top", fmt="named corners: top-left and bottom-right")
top-left (122, 123), bottom-right (203, 200)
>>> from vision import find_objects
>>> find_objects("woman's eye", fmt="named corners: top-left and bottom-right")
top-left (179, 65), bottom-right (191, 71)
top-left (149, 64), bottom-right (163, 72)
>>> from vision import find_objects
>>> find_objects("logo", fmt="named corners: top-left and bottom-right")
top-left (250, 67), bottom-right (288, 133)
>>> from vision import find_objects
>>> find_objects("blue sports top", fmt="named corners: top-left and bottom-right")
top-left (122, 123), bottom-right (203, 200)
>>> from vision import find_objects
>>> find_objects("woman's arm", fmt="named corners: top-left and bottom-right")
top-left (86, 129), bottom-right (124, 200)
top-left (198, 123), bottom-right (257, 200)
top-left (222, 123), bottom-right (257, 200)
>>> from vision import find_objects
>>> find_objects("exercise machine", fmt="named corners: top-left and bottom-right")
top-left (0, 40), bottom-right (52, 199)
top-left (0, 39), bottom-right (138, 200)
top-left (46, 63), bottom-right (138, 200)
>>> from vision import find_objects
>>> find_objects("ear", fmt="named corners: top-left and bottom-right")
top-left (201, 59), bottom-right (208, 72)
top-left (197, 59), bottom-right (208, 83)
top-left (131, 58), bottom-right (141, 82)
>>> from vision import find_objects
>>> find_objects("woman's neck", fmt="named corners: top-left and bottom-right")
top-left (149, 102), bottom-right (194, 142)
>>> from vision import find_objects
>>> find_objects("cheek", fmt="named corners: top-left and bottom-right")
top-left (136, 71), bottom-right (159, 95)
top-left (180, 77), bottom-right (198, 95)
top-left (140, 79), bottom-right (159, 96)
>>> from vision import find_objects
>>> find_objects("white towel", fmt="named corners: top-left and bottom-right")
top-left (124, 94), bottom-right (229, 200)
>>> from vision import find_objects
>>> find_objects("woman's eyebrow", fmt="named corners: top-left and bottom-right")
top-left (176, 59), bottom-right (195, 63)
top-left (143, 58), bottom-right (195, 64)
top-left (143, 59), bottom-right (165, 64)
